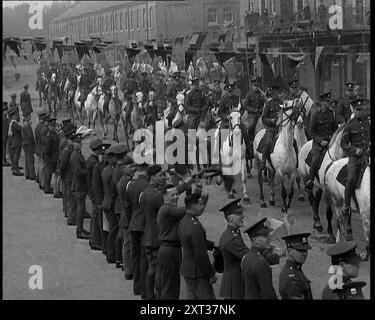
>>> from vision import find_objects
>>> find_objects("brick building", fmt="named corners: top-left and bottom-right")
top-left (240, 0), bottom-right (370, 99)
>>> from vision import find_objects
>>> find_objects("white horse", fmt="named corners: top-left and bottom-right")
top-left (254, 100), bottom-right (300, 213)
top-left (294, 112), bottom-right (308, 201)
top-left (84, 86), bottom-right (102, 130)
top-left (298, 127), bottom-right (345, 242)
top-left (325, 157), bottom-right (370, 260)
top-left (98, 93), bottom-right (109, 139)
top-left (213, 107), bottom-right (250, 203)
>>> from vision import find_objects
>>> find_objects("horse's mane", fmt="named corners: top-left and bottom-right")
top-left (328, 125), bottom-right (345, 149)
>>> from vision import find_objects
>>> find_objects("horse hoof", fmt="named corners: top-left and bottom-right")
top-left (298, 195), bottom-right (306, 202)
top-left (228, 194), bottom-right (235, 199)
top-left (269, 200), bottom-right (275, 206)
top-left (216, 179), bottom-right (222, 186)
top-left (281, 207), bottom-right (287, 213)
top-left (243, 198), bottom-right (251, 205)
top-left (260, 202), bottom-right (267, 208)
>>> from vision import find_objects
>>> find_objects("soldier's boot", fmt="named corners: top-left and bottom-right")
top-left (293, 139), bottom-right (299, 168)
top-left (146, 275), bottom-right (156, 300)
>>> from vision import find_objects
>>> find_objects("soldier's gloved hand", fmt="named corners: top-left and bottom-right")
top-left (355, 148), bottom-right (363, 156)
top-left (209, 275), bottom-right (217, 284)
top-left (320, 140), bottom-right (329, 147)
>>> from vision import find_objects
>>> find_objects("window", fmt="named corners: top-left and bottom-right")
top-left (110, 15), bottom-right (113, 31)
top-left (106, 16), bottom-right (108, 32)
top-left (102, 16), bottom-right (104, 33)
top-left (115, 13), bottom-right (117, 31)
top-left (137, 9), bottom-right (139, 29)
top-left (223, 7), bottom-right (234, 23)
top-left (125, 11), bottom-right (128, 30)
top-left (120, 12), bottom-right (123, 31)
top-left (270, 0), bottom-right (277, 15)
top-left (208, 8), bottom-right (218, 25)
top-left (249, 0), bottom-right (255, 12)
top-left (149, 7), bottom-right (153, 29)
top-left (143, 8), bottom-right (146, 28)
top-left (131, 11), bottom-right (134, 30)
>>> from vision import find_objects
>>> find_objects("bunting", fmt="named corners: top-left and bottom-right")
top-left (314, 46), bottom-right (324, 70)
top-left (125, 48), bottom-right (141, 63)
top-left (213, 51), bottom-right (237, 67)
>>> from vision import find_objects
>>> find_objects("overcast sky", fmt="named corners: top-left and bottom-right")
top-left (3, 1), bottom-right (73, 8)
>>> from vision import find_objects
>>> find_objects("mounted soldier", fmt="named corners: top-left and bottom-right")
top-left (336, 81), bottom-right (359, 126)
top-left (102, 67), bottom-right (116, 114)
top-left (166, 71), bottom-right (184, 128)
top-left (340, 98), bottom-right (370, 217)
top-left (36, 72), bottom-right (49, 107)
top-left (78, 65), bottom-right (91, 111)
top-left (305, 92), bottom-right (338, 191)
top-left (258, 81), bottom-right (282, 169)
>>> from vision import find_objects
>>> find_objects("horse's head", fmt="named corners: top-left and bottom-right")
top-left (135, 91), bottom-right (144, 104)
top-left (176, 92), bottom-right (185, 106)
top-left (278, 100), bottom-right (300, 128)
top-left (327, 126), bottom-right (345, 160)
top-left (51, 73), bottom-right (56, 81)
top-left (228, 109), bottom-right (242, 132)
top-left (110, 85), bottom-right (118, 98)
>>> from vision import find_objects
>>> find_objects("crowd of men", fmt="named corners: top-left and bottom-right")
top-left (2, 61), bottom-right (370, 299)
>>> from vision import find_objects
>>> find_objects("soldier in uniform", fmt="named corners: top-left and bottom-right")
top-left (305, 92), bottom-right (338, 190)
top-left (78, 66), bottom-right (91, 111)
top-left (212, 80), bottom-right (222, 106)
top-left (86, 139), bottom-right (110, 249)
top-left (20, 84), bottom-right (33, 119)
top-left (279, 233), bottom-right (313, 300)
top-left (219, 199), bottom-right (249, 300)
top-left (155, 176), bottom-right (195, 299)
top-left (139, 72), bottom-right (151, 98)
top-left (34, 113), bottom-right (49, 187)
top-left (125, 163), bottom-right (150, 298)
top-left (139, 165), bottom-right (166, 299)
top-left (3, 102), bottom-right (11, 167)
top-left (336, 81), bottom-right (359, 125)
top-left (7, 107), bottom-right (24, 176)
top-left (218, 82), bottom-right (239, 123)
top-left (9, 93), bottom-right (18, 110)
top-left (243, 77), bottom-right (266, 141)
top-left (259, 82), bottom-right (282, 169)
top-left (178, 191), bottom-right (216, 300)
top-left (117, 156), bottom-right (136, 280)
top-left (322, 241), bottom-right (364, 299)
top-left (101, 144), bottom-right (121, 263)
top-left (241, 218), bottom-right (278, 300)
top-left (43, 117), bottom-right (60, 194)
top-left (185, 77), bottom-right (209, 130)
top-left (92, 148), bottom-right (111, 253)
top-left (21, 113), bottom-right (36, 180)
top-left (340, 99), bottom-right (370, 216)
top-left (111, 144), bottom-right (130, 268)
top-left (102, 68), bottom-right (116, 116)
top-left (166, 71), bottom-right (184, 128)
top-left (69, 133), bottom-right (90, 239)
top-left (47, 73), bottom-right (59, 115)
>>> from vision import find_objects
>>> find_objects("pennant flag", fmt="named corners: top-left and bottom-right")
top-left (356, 53), bottom-right (369, 64)
top-left (5, 39), bottom-right (21, 57)
top-left (34, 41), bottom-right (47, 52)
top-left (75, 42), bottom-right (91, 61)
top-left (185, 50), bottom-right (195, 71)
top-left (287, 52), bottom-right (305, 69)
top-left (218, 34), bottom-right (226, 43)
top-left (174, 37), bottom-right (184, 45)
top-left (213, 51), bottom-right (237, 67)
top-left (144, 44), bottom-right (155, 60)
top-left (300, 91), bottom-right (314, 116)
top-left (315, 46), bottom-right (324, 70)
top-left (126, 48), bottom-right (141, 63)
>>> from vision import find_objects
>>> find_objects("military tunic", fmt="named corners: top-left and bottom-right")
top-left (279, 259), bottom-right (313, 300)
top-left (241, 246), bottom-right (278, 300)
top-left (178, 213), bottom-right (216, 300)
top-left (20, 90), bottom-right (33, 117)
top-left (218, 93), bottom-right (241, 121)
top-left (185, 87), bottom-right (208, 130)
top-left (336, 95), bottom-right (353, 124)
top-left (8, 120), bottom-right (23, 171)
top-left (219, 225), bottom-right (249, 299)
top-left (21, 121), bottom-right (36, 179)
top-left (43, 129), bottom-right (59, 192)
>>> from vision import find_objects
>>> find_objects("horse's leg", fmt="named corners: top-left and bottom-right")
top-left (286, 178), bottom-right (295, 210)
top-left (269, 168), bottom-right (276, 206)
top-left (222, 175), bottom-right (235, 199)
top-left (310, 188), bottom-right (323, 232)
top-left (258, 167), bottom-right (266, 208)
top-left (324, 196), bottom-right (336, 243)
top-left (242, 159), bottom-right (250, 204)
top-left (281, 179), bottom-right (288, 213)
top-left (296, 174), bottom-right (306, 201)
top-left (114, 120), bottom-right (119, 142)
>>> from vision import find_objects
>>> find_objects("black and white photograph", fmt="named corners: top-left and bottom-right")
top-left (2, 0), bottom-right (371, 303)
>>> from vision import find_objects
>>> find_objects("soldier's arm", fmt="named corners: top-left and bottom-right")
top-left (92, 166), bottom-right (103, 202)
top-left (335, 100), bottom-right (345, 124)
top-left (124, 182), bottom-right (133, 225)
top-left (226, 237), bottom-right (249, 259)
top-left (254, 260), bottom-right (278, 300)
top-left (341, 125), bottom-right (356, 156)
top-left (191, 225), bottom-right (215, 278)
top-left (44, 136), bottom-right (52, 157)
top-left (58, 147), bottom-right (70, 173)
top-left (166, 206), bottom-right (186, 218)
top-left (309, 110), bottom-right (321, 142)
top-left (261, 102), bottom-right (274, 127)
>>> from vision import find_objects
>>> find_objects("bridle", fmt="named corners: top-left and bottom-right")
top-left (278, 103), bottom-right (301, 128)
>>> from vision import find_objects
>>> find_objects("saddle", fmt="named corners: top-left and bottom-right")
top-left (337, 162), bottom-right (368, 189)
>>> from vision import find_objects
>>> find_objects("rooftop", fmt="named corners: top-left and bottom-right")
top-left (51, 1), bottom-right (132, 23)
